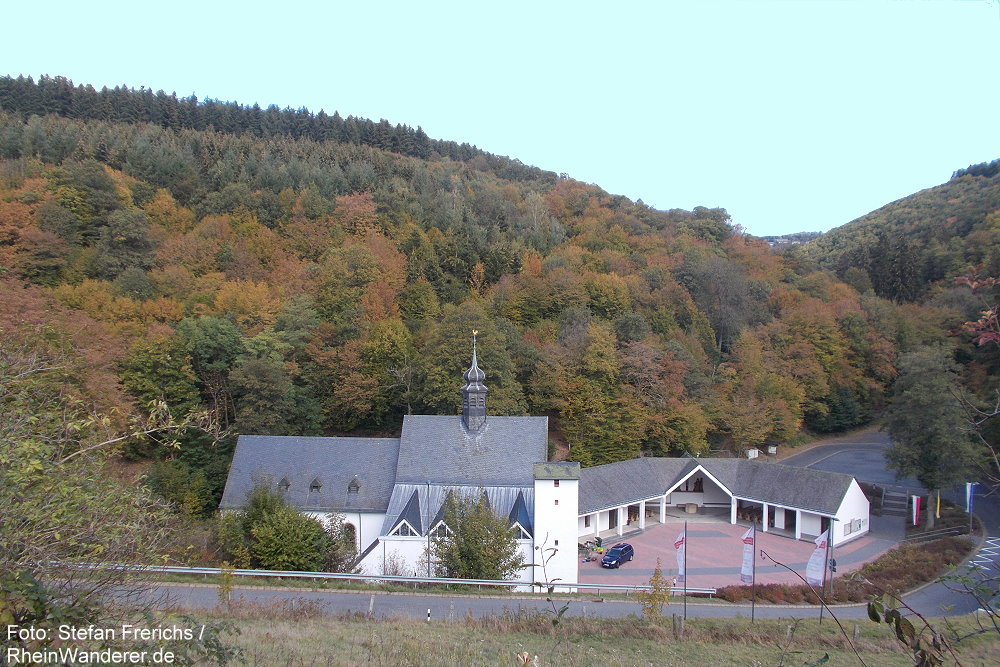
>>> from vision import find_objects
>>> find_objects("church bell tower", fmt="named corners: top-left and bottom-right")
top-left (462, 331), bottom-right (488, 431)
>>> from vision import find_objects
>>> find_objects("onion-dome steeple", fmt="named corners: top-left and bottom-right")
top-left (462, 331), bottom-right (488, 431)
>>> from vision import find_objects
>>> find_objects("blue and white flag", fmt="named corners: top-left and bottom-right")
top-left (966, 482), bottom-right (976, 513)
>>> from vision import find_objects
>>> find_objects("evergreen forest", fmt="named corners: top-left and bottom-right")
top-left (2, 74), bottom-right (999, 519)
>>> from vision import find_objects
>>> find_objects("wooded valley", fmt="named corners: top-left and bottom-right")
top-left (1, 74), bottom-right (998, 518)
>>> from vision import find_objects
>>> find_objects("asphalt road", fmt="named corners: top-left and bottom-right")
top-left (781, 429), bottom-right (999, 534)
top-left (781, 428), bottom-right (999, 618)
top-left (159, 582), bottom-right (879, 621)
top-left (157, 428), bottom-right (996, 622)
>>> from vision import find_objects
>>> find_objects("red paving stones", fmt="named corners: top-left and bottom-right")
top-left (578, 521), bottom-right (898, 590)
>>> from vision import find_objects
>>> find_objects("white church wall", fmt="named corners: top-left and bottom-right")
top-left (305, 511), bottom-right (386, 555)
top-left (360, 536), bottom-right (428, 577)
top-left (533, 474), bottom-right (579, 592)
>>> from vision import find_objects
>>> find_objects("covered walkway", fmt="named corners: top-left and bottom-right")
top-left (578, 460), bottom-right (854, 546)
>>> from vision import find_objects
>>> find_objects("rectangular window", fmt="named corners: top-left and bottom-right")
top-left (554, 499), bottom-right (559, 505)
top-left (554, 480), bottom-right (560, 487)
top-left (584, 515), bottom-right (591, 527)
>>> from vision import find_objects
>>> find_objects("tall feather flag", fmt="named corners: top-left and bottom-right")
top-left (674, 528), bottom-right (686, 583)
top-left (911, 495), bottom-right (921, 526)
top-left (805, 529), bottom-right (828, 587)
top-left (740, 526), bottom-right (755, 584)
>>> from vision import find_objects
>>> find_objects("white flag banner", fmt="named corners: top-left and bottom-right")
top-left (740, 526), bottom-right (755, 584)
top-left (805, 529), bottom-right (828, 587)
top-left (674, 529), bottom-right (686, 583)
top-left (966, 482), bottom-right (975, 513)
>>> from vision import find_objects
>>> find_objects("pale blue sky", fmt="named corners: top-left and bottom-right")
top-left (3, 1), bottom-right (998, 236)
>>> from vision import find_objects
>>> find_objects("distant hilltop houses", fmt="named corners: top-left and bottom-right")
top-left (221, 338), bottom-right (869, 590)
top-left (760, 232), bottom-right (824, 248)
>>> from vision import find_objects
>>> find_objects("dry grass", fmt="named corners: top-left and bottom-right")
top-left (183, 605), bottom-right (1000, 666)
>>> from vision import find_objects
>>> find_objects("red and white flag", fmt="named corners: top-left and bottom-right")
top-left (740, 526), bottom-right (755, 584)
top-left (674, 528), bottom-right (686, 583)
top-left (805, 529), bottom-right (828, 587)
top-left (911, 495), bottom-right (921, 526)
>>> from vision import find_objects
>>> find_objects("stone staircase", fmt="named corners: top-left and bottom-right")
top-left (881, 489), bottom-right (909, 517)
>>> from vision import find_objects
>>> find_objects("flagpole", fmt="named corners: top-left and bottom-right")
top-left (820, 526), bottom-right (831, 625)
top-left (751, 523), bottom-right (756, 623)
top-left (813, 521), bottom-right (833, 625)
top-left (683, 520), bottom-right (688, 620)
top-left (967, 482), bottom-right (976, 534)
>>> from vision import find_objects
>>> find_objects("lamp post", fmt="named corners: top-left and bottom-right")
top-left (818, 516), bottom-right (839, 625)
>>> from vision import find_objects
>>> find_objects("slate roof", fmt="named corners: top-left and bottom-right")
top-left (716, 460), bottom-right (856, 516)
top-left (220, 435), bottom-right (400, 513)
top-left (579, 457), bottom-right (856, 516)
top-left (533, 462), bottom-right (580, 480)
top-left (508, 490), bottom-right (533, 536)
top-left (578, 458), bottom-right (700, 514)
top-left (393, 490), bottom-right (423, 533)
top-left (395, 415), bottom-right (548, 487)
top-left (380, 484), bottom-right (534, 537)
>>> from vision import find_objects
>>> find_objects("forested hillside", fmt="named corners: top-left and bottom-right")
top-left (802, 159), bottom-right (1000, 302)
top-left (0, 75), bottom-right (987, 515)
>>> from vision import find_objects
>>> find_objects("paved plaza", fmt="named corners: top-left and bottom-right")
top-left (578, 513), bottom-right (904, 590)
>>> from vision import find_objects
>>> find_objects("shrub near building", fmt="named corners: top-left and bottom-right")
top-left (218, 485), bottom-right (355, 572)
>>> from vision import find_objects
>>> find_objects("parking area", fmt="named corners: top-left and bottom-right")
top-left (578, 514), bottom-right (903, 589)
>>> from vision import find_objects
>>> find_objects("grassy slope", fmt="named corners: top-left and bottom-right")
top-left (204, 610), bottom-right (997, 666)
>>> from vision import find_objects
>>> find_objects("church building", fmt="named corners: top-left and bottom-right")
top-left (221, 337), bottom-right (579, 589)
top-left (221, 341), bottom-right (869, 590)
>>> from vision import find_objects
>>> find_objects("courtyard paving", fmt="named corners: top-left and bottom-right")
top-left (578, 513), bottom-right (904, 590)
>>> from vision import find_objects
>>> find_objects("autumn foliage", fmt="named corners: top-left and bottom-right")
top-left (1, 80), bottom-right (996, 482)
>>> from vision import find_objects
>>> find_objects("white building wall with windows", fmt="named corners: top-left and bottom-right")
top-left (832, 479), bottom-right (870, 545)
top-left (532, 463), bottom-right (580, 592)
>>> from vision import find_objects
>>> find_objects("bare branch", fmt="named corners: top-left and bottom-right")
top-left (758, 549), bottom-right (869, 667)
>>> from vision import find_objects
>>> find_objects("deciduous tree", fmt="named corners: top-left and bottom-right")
top-left (884, 346), bottom-right (978, 529)
top-left (431, 492), bottom-right (525, 581)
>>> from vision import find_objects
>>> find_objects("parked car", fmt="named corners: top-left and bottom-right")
top-left (601, 542), bottom-right (634, 568)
